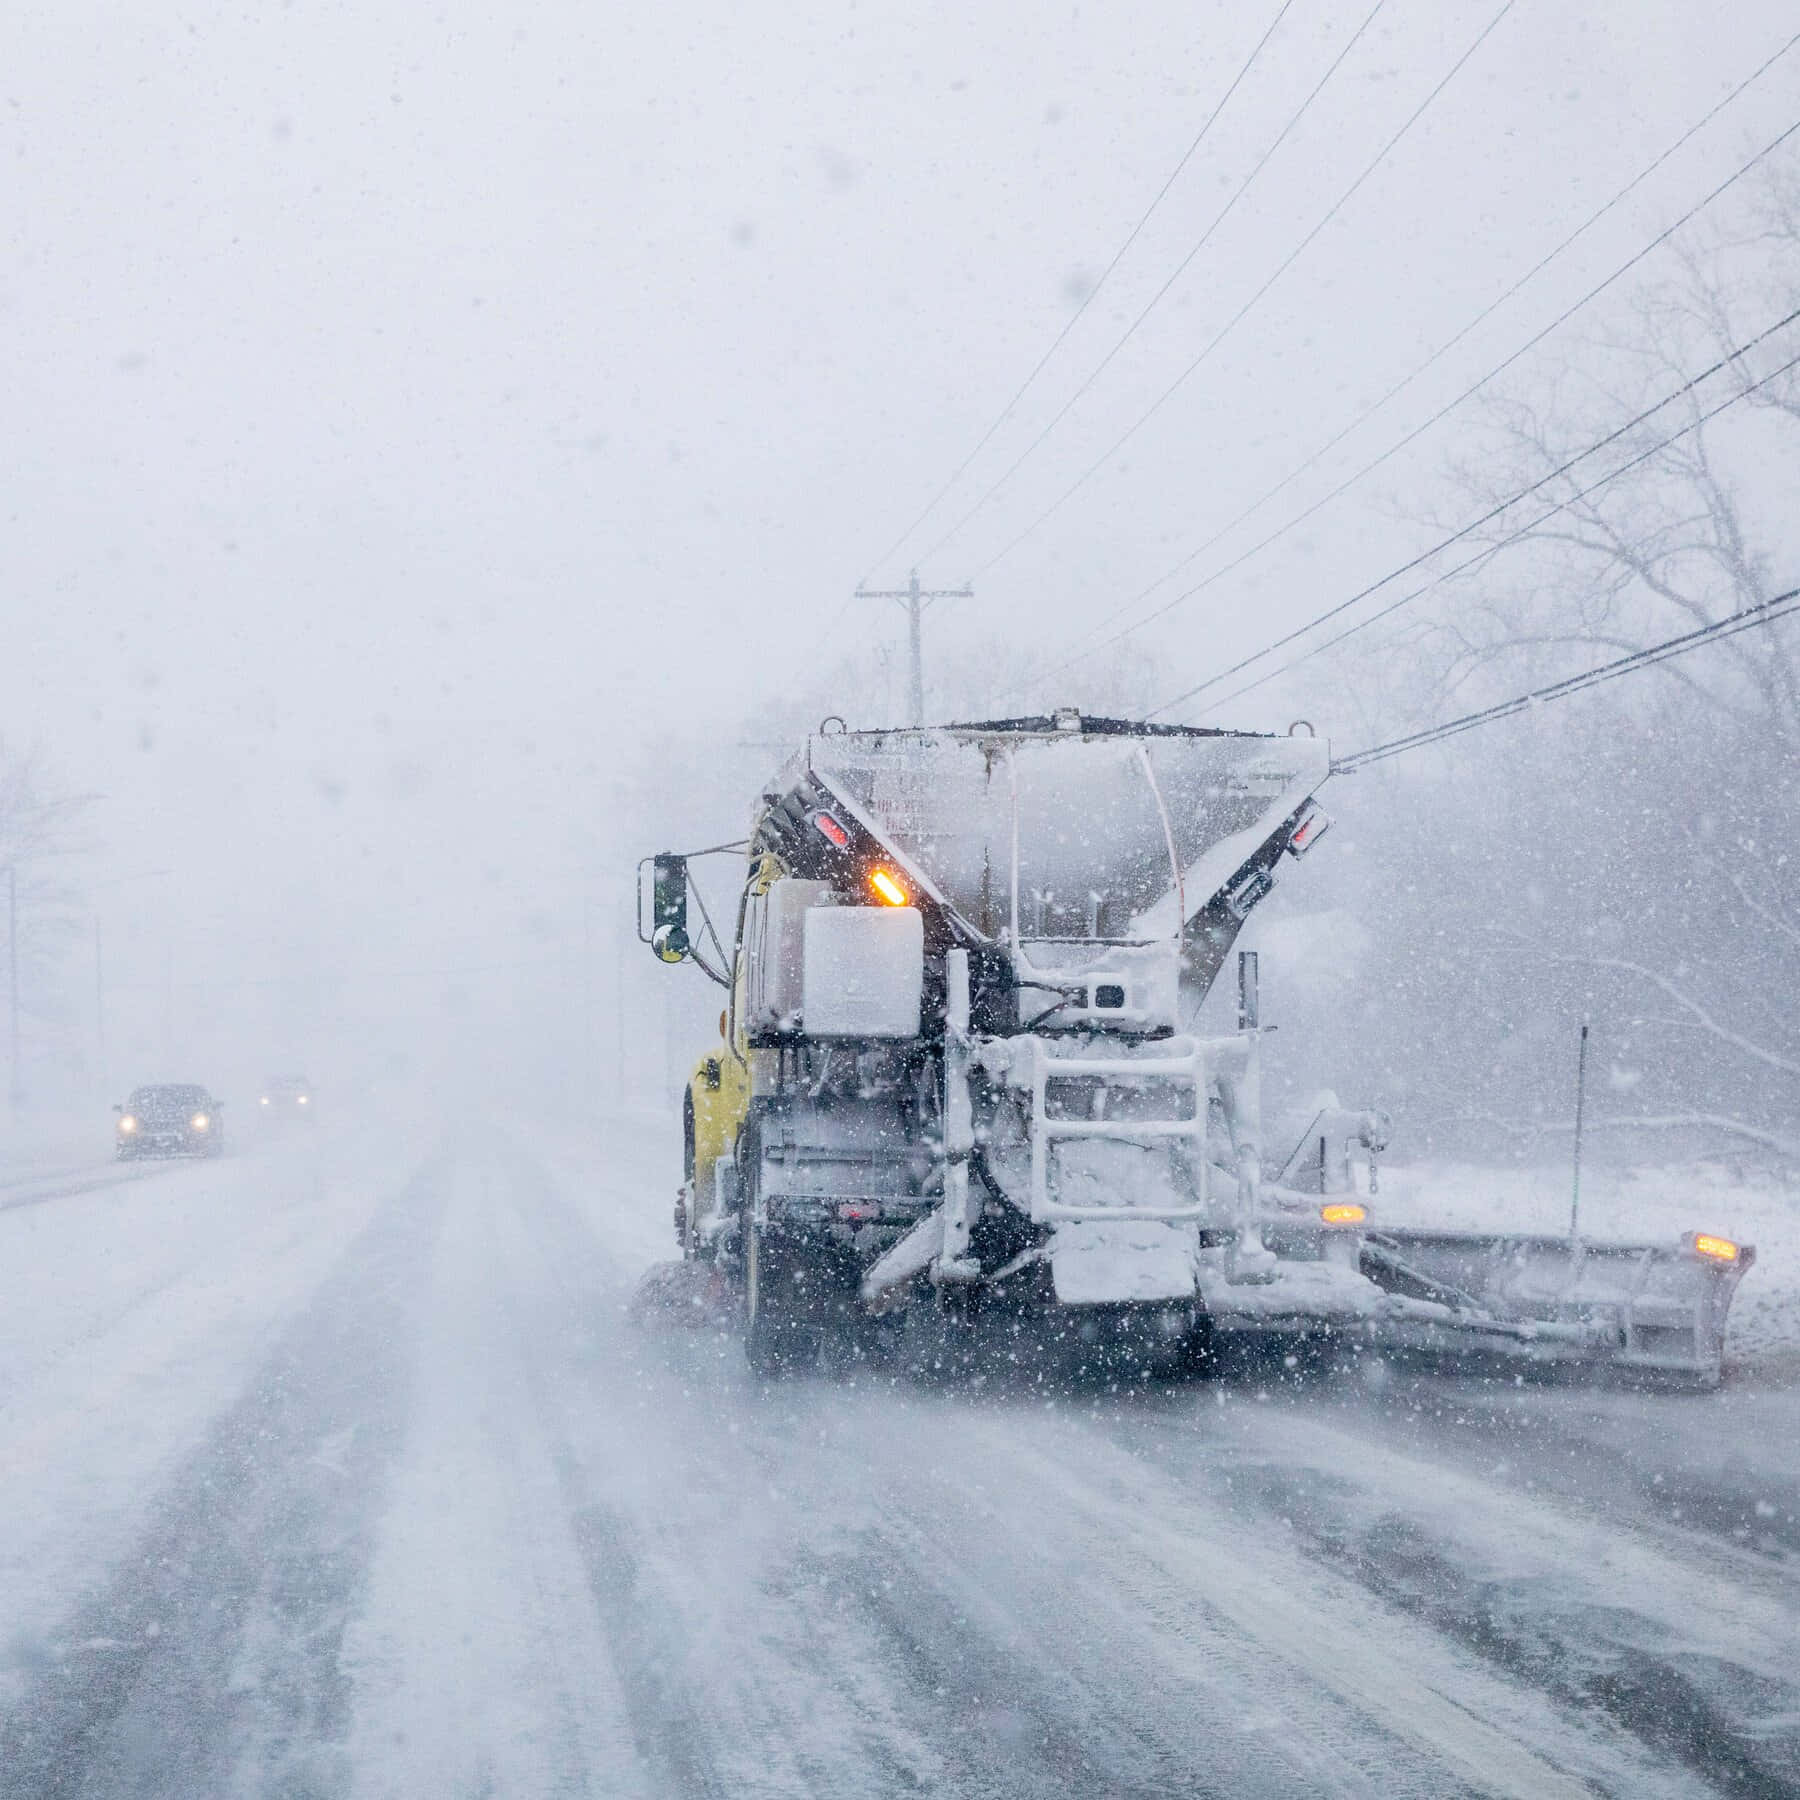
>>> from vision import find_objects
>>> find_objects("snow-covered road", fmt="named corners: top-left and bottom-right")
top-left (1, 1121), bottom-right (1795, 1798)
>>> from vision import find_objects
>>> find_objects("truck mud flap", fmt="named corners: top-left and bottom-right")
top-left (1357, 1227), bottom-right (1755, 1386)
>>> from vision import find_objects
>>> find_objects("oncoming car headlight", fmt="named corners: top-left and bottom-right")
top-left (118, 1115), bottom-right (138, 1134)
top-left (191, 1113), bottom-right (210, 1131)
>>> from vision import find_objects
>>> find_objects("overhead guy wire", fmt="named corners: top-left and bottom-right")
top-left (852, 0), bottom-right (1299, 591)
top-left (1154, 327), bottom-right (1800, 718)
top-left (906, 0), bottom-right (1384, 572)
top-left (1330, 582), bottom-right (1800, 771)
top-left (1025, 26), bottom-right (1800, 684)
top-left (963, 0), bottom-right (1520, 582)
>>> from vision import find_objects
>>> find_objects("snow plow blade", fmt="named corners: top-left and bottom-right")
top-left (1355, 1227), bottom-right (1755, 1386)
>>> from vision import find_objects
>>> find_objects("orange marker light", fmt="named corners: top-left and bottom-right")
top-left (1320, 1202), bottom-right (1366, 1226)
top-left (869, 867), bottom-right (909, 907)
top-left (1692, 1233), bottom-right (1740, 1262)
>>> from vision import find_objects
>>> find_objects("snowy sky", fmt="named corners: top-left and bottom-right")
top-left (3, 0), bottom-right (1795, 1088)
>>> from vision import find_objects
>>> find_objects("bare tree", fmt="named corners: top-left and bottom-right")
top-left (1299, 157), bottom-right (1800, 1162)
top-left (1401, 155), bottom-right (1800, 740)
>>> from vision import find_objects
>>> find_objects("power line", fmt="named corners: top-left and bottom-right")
top-left (965, 0), bottom-right (1519, 581)
top-left (1331, 583), bottom-right (1800, 771)
top-left (1043, 108), bottom-right (1800, 692)
top-left (1147, 314), bottom-right (1800, 718)
top-left (1027, 28), bottom-right (1800, 684)
top-left (908, 0), bottom-right (1383, 572)
top-left (853, 0), bottom-right (1300, 590)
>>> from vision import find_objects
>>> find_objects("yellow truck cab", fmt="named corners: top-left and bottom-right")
top-left (680, 1010), bottom-right (749, 1252)
top-left (671, 853), bottom-right (779, 1253)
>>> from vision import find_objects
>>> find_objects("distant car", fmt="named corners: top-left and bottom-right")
top-left (115, 1083), bottom-right (224, 1158)
top-left (259, 1075), bottom-right (315, 1120)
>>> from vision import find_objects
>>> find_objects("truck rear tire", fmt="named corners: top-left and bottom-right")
top-left (744, 1222), bottom-right (820, 1378)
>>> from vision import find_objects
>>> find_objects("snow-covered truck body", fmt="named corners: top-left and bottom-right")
top-left (643, 713), bottom-right (1752, 1383)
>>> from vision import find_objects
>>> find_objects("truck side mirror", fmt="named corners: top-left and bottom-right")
top-left (650, 853), bottom-right (690, 964)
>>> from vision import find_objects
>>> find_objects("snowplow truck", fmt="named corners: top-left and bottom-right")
top-left (642, 713), bottom-right (1752, 1384)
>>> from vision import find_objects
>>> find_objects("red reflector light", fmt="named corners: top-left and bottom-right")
top-left (1692, 1233), bottom-right (1740, 1263)
top-left (1288, 805), bottom-right (1331, 856)
top-left (1320, 1202), bottom-right (1366, 1226)
top-left (812, 811), bottom-right (850, 848)
top-left (869, 867), bottom-right (909, 906)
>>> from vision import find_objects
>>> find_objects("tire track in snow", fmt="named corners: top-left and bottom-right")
top-left (337, 1151), bottom-right (649, 1800)
top-left (802, 1406), bottom-right (1583, 1799)
top-left (0, 1151), bottom-right (447, 1800)
top-left (489, 1133), bottom-right (1127, 1797)
top-left (485, 1135), bottom-right (888, 1799)
top-left (1174, 1398), bottom-right (1800, 1797)
top-left (473, 1127), bottom-right (1757, 1797)
top-left (495, 1135), bottom-right (1524, 1797)
top-left (941, 1415), bottom-right (1671, 1799)
top-left (1307, 1497), bottom-right (1800, 1800)
top-left (0, 1162), bottom-right (194, 1214)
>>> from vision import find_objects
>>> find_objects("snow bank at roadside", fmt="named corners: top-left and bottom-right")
top-left (0, 1122), bottom-right (429, 1701)
top-left (1371, 1157), bottom-right (1798, 1372)
top-left (0, 1108), bottom-right (115, 1180)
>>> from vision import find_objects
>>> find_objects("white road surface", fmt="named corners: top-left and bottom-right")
top-left (1, 1116), bottom-right (1795, 1798)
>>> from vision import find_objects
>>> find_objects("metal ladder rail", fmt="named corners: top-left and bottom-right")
top-left (1028, 1036), bottom-right (1209, 1224)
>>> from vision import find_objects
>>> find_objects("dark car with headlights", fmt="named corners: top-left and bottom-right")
top-left (115, 1083), bottom-right (225, 1158)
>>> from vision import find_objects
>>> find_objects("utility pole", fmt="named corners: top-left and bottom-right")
top-left (854, 569), bottom-right (973, 727)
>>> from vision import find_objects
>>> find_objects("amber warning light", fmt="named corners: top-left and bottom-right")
top-left (1319, 1202), bottom-right (1366, 1226)
top-left (868, 867), bottom-right (909, 907)
top-left (1691, 1233), bottom-right (1740, 1263)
